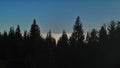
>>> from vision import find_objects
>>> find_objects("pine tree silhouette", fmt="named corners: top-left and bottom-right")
top-left (15, 25), bottom-right (22, 40)
top-left (0, 17), bottom-right (120, 68)
top-left (69, 16), bottom-right (84, 48)
top-left (99, 24), bottom-right (108, 43)
top-left (46, 30), bottom-right (56, 48)
top-left (108, 20), bottom-right (116, 40)
top-left (57, 30), bottom-right (69, 48)
top-left (30, 19), bottom-right (40, 40)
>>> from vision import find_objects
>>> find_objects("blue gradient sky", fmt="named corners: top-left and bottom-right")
top-left (0, 0), bottom-right (120, 33)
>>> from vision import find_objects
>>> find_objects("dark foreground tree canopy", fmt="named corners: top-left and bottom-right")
top-left (0, 16), bottom-right (120, 68)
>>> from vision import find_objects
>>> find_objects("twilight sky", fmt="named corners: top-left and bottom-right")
top-left (0, 0), bottom-right (120, 33)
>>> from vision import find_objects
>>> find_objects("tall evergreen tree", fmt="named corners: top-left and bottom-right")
top-left (15, 25), bottom-right (22, 40)
top-left (107, 20), bottom-right (116, 40)
top-left (99, 24), bottom-right (108, 43)
top-left (46, 30), bottom-right (56, 48)
top-left (45, 30), bottom-right (56, 68)
top-left (7, 27), bottom-right (16, 58)
top-left (57, 30), bottom-right (69, 48)
top-left (30, 19), bottom-right (40, 39)
top-left (96, 24), bottom-right (108, 67)
top-left (68, 16), bottom-right (85, 68)
top-left (104, 21), bottom-right (120, 68)
top-left (89, 28), bottom-right (98, 43)
top-left (9, 27), bottom-right (15, 39)
top-left (69, 16), bottom-right (84, 47)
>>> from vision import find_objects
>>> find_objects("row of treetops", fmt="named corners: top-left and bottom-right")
top-left (0, 16), bottom-right (120, 43)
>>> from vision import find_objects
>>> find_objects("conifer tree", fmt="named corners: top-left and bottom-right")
top-left (69, 16), bottom-right (84, 47)
top-left (89, 28), bottom-right (98, 43)
top-left (30, 19), bottom-right (40, 40)
top-left (107, 20), bottom-right (116, 40)
top-left (57, 30), bottom-right (69, 48)
top-left (99, 24), bottom-right (108, 43)
top-left (9, 27), bottom-right (15, 39)
top-left (46, 30), bottom-right (56, 48)
top-left (15, 25), bottom-right (22, 40)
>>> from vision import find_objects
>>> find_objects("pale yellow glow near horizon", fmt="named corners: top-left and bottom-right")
top-left (42, 33), bottom-right (71, 41)
top-left (42, 33), bottom-right (87, 42)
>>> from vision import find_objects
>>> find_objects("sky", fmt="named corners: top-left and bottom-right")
top-left (0, 0), bottom-right (120, 34)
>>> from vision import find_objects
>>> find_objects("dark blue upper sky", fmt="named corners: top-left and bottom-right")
top-left (0, 0), bottom-right (120, 33)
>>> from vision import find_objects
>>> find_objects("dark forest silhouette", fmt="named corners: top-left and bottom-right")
top-left (0, 16), bottom-right (120, 68)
